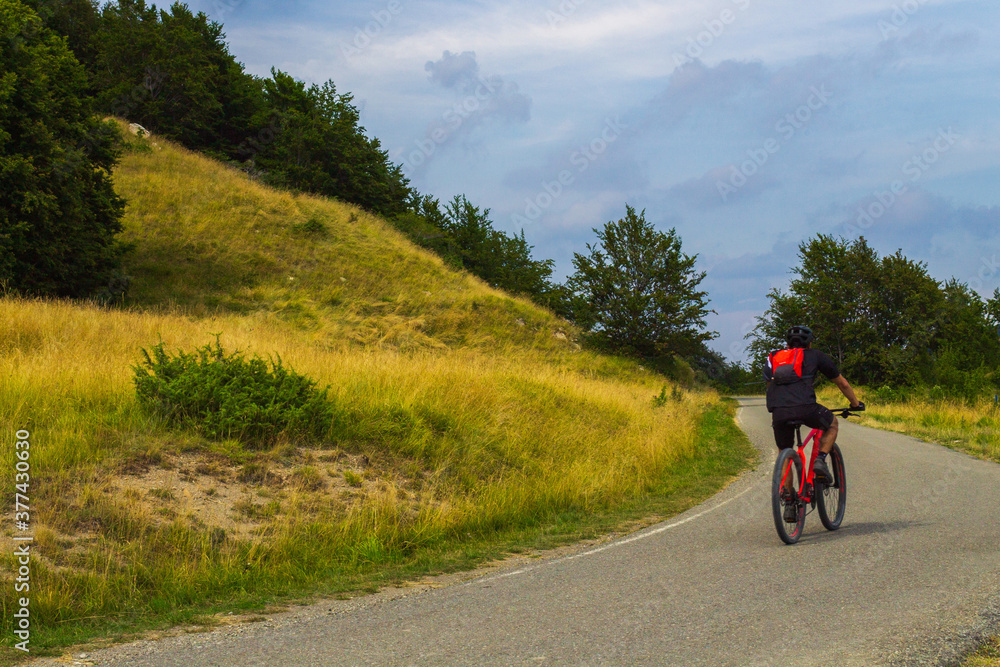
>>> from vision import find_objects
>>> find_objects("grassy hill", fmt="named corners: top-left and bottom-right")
top-left (0, 125), bottom-right (755, 658)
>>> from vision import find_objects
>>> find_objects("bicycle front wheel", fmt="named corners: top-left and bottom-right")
top-left (817, 443), bottom-right (847, 530)
top-left (772, 448), bottom-right (805, 544)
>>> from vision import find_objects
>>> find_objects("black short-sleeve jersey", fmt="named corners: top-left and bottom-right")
top-left (763, 348), bottom-right (841, 411)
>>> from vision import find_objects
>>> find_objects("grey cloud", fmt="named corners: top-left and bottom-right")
top-left (638, 31), bottom-right (964, 137)
top-left (668, 164), bottom-right (779, 208)
top-left (425, 50), bottom-right (479, 89)
top-left (811, 151), bottom-right (866, 179)
top-left (424, 50), bottom-right (530, 124)
top-left (407, 50), bottom-right (531, 168)
top-left (506, 28), bottom-right (980, 227)
top-left (646, 59), bottom-right (769, 128)
top-left (840, 188), bottom-right (1000, 248)
top-left (702, 242), bottom-right (799, 285)
top-left (883, 27), bottom-right (980, 59)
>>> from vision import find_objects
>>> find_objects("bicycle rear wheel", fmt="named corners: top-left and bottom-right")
top-left (817, 443), bottom-right (847, 530)
top-left (772, 448), bottom-right (805, 544)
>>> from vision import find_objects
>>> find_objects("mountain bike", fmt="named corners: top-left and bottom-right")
top-left (771, 408), bottom-right (858, 544)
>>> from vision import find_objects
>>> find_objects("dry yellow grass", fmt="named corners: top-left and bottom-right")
top-left (816, 385), bottom-right (999, 463)
top-left (0, 295), bottom-right (707, 524)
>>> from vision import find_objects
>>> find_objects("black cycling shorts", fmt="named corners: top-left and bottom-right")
top-left (771, 404), bottom-right (835, 450)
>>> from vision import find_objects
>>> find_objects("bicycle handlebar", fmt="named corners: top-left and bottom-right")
top-left (834, 406), bottom-right (865, 418)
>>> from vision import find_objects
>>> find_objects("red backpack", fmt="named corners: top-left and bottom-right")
top-left (769, 348), bottom-right (805, 385)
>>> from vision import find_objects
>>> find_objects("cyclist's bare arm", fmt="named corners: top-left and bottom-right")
top-left (831, 375), bottom-right (861, 408)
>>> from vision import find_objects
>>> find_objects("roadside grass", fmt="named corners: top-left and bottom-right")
top-left (963, 636), bottom-right (1000, 666)
top-left (0, 126), bottom-right (758, 662)
top-left (816, 385), bottom-right (1000, 464)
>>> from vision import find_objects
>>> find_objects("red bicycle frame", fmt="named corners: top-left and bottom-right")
top-left (779, 427), bottom-right (825, 503)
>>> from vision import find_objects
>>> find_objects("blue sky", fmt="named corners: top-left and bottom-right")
top-left (188, 0), bottom-right (999, 362)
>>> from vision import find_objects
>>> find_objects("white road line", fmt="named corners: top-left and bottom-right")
top-left (474, 484), bottom-right (757, 585)
top-left (563, 485), bottom-right (756, 560)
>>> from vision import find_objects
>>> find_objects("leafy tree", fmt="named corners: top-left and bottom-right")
top-left (442, 195), bottom-right (554, 297)
top-left (935, 280), bottom-right (999, 369)
top-left (251, 70), bottom-right (413, 217)
top-left (688, 346), bottom-right (761, 393)
top-left (986, 288), bottom-right (1000, 328)
top-left (23, 0), bottom-right (100, 67)
top-left (748, 235), bottom-right (1000, 393)
top-left (865, 250), bottom-right (944, 385)
top-left (749, 235), bottom-right (879, 370)
top-left (393, 194), bottom-right (557, 301)
top-left (89, 0), bottom-right (266, 155)
top-left (567, 205), bottom-right (715, 359)
top-left (0, 0), bottom-right (126, 298)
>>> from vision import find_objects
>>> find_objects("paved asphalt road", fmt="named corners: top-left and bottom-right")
top-left (39, 398), bottom-right (1000, 666)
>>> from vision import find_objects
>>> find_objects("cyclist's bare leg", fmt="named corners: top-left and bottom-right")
top-left (819, 416), bottom-right (839, 454)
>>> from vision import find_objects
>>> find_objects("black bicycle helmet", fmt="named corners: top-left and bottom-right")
top-left (785, 325), bottom-right (814, 348)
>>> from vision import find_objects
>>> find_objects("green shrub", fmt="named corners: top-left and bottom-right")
top-left (133, 337), bottom-right (334, 448)
top-left (867, 385), bottom-right (907, 404)
top-left (652, 386), bottom-right (669, 408)
top-left (292, 216), bottom-right (327, 235)
top-left (651, 385), bottom-right (684, 408)
top-left (662, 354), bottom-right (697, 389)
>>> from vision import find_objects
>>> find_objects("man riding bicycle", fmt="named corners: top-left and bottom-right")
top-left (764, 326), bottom-right (864, 488)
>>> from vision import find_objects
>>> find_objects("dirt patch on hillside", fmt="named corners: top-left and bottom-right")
top-left (108, 447), bottom-right (429, 541)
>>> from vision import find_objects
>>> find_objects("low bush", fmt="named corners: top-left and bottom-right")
top-left (133, 337), bottom-right (334, 448)
top-left (652, 385), bottom-right (684, 408)
top-left (866, 385), bottom-right (909, 404)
